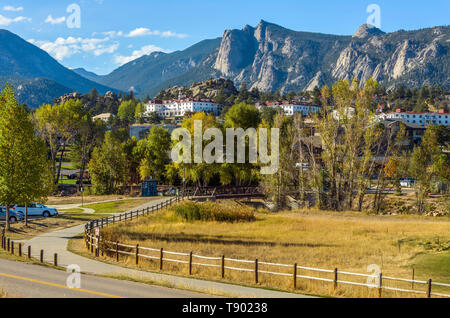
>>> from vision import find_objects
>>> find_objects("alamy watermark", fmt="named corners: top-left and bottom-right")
top-left (66, 264), bottom-right (81, 289)
top-left (66, 4), bottom-right (81, 29)
top-left (171, 121), bottom-right (280, 175)
top-left (366, 264), bottom-right (382, 288)
top-left (366, 4), bottom-right (381, 29)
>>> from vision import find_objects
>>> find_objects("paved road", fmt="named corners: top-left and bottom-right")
top-left (0, 258), bottom-right (209, 298)
top-left (18, 197), bottom-right (312, 298)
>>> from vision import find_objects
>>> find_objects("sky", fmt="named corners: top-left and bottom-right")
top-left (0, 0), bottom-right (448, 75)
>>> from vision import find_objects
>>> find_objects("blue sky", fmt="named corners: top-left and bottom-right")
top-left (1, 0), bottom-right (448, 75)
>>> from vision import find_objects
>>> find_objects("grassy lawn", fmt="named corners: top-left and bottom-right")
top-left (413, 252), bottom-right (450, 283)
top-left (73, 201), bottom-right (450, 298)
top-left (58, 180), bottom-right (77, 185)
top-left (61, 164), bottom-right (78, 170)
top-left (46, 195), bottom-right (146, 205)
top-left (84, 198), bottom-right (160, 214)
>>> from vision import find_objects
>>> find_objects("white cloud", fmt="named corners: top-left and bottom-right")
top-left (161, 30), bottom-right (188, 39)
top-left (92, 30), bottom-right (123, 38)
top-left (94, 42), bottom-right (120, 56)
top-left (126, 27), bottom-right (187, 38)
top-left (45, 15), bottom-right (66, 25)
top-left (29, 36), bottom-right (120, 61)
top-left (126, 27), bottom-right (160, 37)
top-left (114, 45), bottom-right (171, 65)
top-left (3, 6), bottom-right (23, 12)
top-left (0, 14), bottom-right (31, 26)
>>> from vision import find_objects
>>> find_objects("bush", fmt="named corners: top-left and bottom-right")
top-left (173, 202), bottom-right (255, 223)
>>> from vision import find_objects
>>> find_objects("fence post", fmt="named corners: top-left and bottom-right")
top-left (427, 279), bottom-right (432, 298)
top-left (221, 255), bottom-right (225, 279)
top-left (96, 237), bottom-right (99, 257)
top-left (28, 245), bottom-right (31, 259)
top-left (10, 241), bottom-right (14, 255)
top-left (334, 268), bottom-right (338, 290)
top-left (378, 273), bottom-right (383, 298)
top-left (90, 235), bottom-right (93, 254)
top-left (412, 268), bottom-right (415, 290)
top-left (116, 241), bottom-right (119, 262)
top-left (189, 251), bottom-right (193, 275)
top-left (54, 253), bottom-right (58, 267)
top-left (136, 244), bottom-right (139, 265)
top-left (40, 250), bottom-right (44, 263)
top-left (18, 243), bottom-right (22, 257)
top-left (255, 259), bottom-right (259, 284)
top-left (7, 238), bottom-right (10, 252)
top-left (160, 248), bottom-right (164, 270)
top-left (293, 263), bottom-right (297, 289)
top-left (1, 235), bottom-right (4, 249)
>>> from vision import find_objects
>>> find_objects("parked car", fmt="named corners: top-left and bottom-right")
top-left (68, 171), bottom-right (90, 180)
top-left (12, 203), bottom-right (58, 217)
top-left (0, 207), bottom-right (24, 223)
top-left (400, 178), bottom-right (415, 188)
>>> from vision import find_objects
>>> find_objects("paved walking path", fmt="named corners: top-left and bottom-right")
top-left (24, 198), bottom-right (312, 298)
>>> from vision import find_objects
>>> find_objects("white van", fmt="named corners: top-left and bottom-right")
top-left (13, 203), bottom-right (58, 217)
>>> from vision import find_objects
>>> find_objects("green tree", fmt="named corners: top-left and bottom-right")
top-left (134, 102), bottom-right (145, 124)
top-left (88, 131), bottom-right (128, 194)
top-left (409, 125), bottom-right (443, 213)
top-left (35, 99), bottom-right (84, 184)
top-left (224, 103), bottom-right (261, 186)
top-left (69, 116), bottom-right (106, 186)
top-left (224, 103), bottom-right (260, 130)
top-left (138, 127), bottom-right (172, 182)
top-left (17, 140), bottom-right (53, 226)
top-left (0, 85), bottom-right (50, 230)
top-left (117, 100), bottom-right (137, 125)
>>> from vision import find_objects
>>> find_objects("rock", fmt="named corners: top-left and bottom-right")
top-left (352, 24), bottom-right (385, 39)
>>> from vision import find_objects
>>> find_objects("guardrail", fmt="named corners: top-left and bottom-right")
top-left (83, 196), bottom-right (450, 298)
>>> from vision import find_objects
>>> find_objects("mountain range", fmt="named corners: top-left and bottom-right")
top-left (86, 21), bottom-right (450, 97)
top-left (0, 21), bottom-right (449, 107)
top-left (0, 29), bottom-right (116, 107)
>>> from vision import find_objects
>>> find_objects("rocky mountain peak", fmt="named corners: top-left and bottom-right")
top-left (353, 24), bottom-right (385, 39)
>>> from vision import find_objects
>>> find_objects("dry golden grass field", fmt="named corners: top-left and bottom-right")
top-left (71, 200), bottom-right (450, 298)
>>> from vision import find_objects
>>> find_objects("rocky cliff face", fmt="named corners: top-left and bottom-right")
top-left (100, 21), bottom-right (449, 98)
top-left (211, 21), bottom-right (449, 92)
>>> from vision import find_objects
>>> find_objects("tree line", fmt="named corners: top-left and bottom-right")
top-left (0, 78), bottom-right (448, 233)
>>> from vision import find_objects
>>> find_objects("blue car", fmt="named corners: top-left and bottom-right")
top-left (0, 207), bottom-right (24, 223)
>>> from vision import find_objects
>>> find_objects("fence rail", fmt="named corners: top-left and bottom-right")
top-left (82, 195), bottom-right (450, 298)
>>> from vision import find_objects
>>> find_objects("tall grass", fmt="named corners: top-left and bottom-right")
top-left (173, 202), bottom-right (255, 223)
top-left (86, 205), bottom-right (450, 298)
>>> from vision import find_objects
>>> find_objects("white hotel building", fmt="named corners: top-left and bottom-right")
top-left (145, 98), bottom-right (219, 118)
top-left (377, 109), bottom-right (450, 127)
top-left (255, 101), bottom-right (320, 116)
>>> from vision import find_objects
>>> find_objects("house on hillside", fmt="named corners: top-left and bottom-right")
top-left (378, 109), bottom-right (450, 127)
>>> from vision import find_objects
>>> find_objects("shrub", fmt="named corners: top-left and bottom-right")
top-left (173, 202), bottom-right (255, 223)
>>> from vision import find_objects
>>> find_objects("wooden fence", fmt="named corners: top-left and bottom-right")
top-left (84, 196), bottom-right (450, 298)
